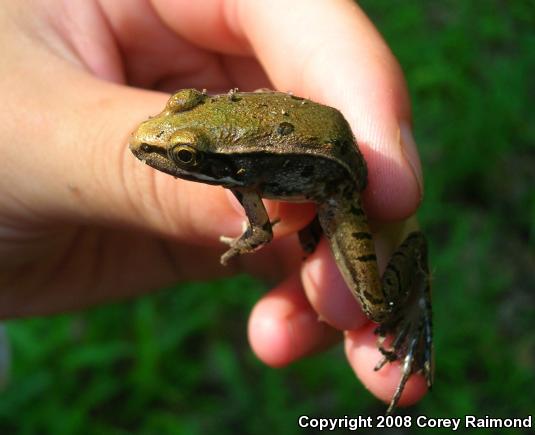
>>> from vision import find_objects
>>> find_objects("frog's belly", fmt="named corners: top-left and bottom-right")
top-left (233, 153), bottom-right (352, 201)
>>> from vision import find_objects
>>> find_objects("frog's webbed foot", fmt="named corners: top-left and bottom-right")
top-left (219, 190), bottom-right (276, 266)
top-left (374, 231), bottom-right (433, 415)
top-left (374, 297), bottom-right (433, 415)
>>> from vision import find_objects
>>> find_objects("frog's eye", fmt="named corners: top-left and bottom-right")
top-left (170, 145), bottom-right (199, 166)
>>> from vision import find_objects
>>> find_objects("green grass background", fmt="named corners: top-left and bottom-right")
top-left (1, 1), bottom-right (534, 433)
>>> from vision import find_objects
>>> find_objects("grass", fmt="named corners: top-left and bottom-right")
top-left (1, 1), bottom-right (534, 433)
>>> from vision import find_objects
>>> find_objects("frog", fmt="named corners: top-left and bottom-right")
top-left (129, 88), bottom-right (433, 415)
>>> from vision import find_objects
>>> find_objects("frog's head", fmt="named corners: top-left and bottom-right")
top-left (130, 124), bottom-right (245, 186)
top-left (130, 90), bottom-right (243, 186)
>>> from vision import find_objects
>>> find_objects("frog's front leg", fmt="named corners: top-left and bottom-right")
top-left (219, 189), bottom-right (273, 265)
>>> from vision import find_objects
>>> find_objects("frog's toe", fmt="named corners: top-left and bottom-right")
top-left (219, 240), bottom-right (263, 265)
top-left (373, 279), bottom-right (433, 414)
top-left (219, 235), bottom-right (236, 245)
top-left (218, 223), bottom-right (273, 265)
top-left (220, 247), bottom-right (238, 266)
top-left (374, 316), bottom-right (430, 415)
top-left (385, 332), bottom-right (420, 415)
top-left (219, 235), bottom-right (242, 265)
top-left (220, 221), bottom-right (249, 246)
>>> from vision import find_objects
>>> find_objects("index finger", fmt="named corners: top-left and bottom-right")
top-left (153, 0), bottom-right (423, 220)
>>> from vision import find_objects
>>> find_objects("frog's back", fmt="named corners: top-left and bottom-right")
top-left (175, 90), bottom-right (367, 190)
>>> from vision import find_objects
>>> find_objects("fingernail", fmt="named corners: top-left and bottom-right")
top-left (399, 122), bottom-right (424, 199)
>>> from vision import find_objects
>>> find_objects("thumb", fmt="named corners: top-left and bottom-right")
top-left (2, 65), bottom-right (310, 245)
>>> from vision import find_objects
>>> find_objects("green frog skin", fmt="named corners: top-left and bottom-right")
top-left (129, 88), bottom-right (433, 414)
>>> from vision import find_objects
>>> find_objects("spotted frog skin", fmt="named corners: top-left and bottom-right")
top-left (129, 88), bottom-right (433, 414)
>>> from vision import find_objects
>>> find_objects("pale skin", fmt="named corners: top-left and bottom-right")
top-left (0, 0), bottom-right (427, 408)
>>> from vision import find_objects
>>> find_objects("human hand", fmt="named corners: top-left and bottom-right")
top-left (0, 0), bottom-right (426, 407)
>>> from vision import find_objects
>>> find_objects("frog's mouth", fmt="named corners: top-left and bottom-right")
top-left (129, 142), bottom-right (245, 188)
top-left (129, 142), bottom-right (175, 174)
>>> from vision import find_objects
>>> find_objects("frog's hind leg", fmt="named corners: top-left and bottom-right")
top-left (297, 215), bottom-right (322, 255)
top-left (375, 231), bottom-right (433, 415)
top-left (219, 189), bottom-right (273, 265)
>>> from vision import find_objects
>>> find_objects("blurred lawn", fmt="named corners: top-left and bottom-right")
top-left (1, 1), bottom-right (534, 434)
